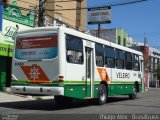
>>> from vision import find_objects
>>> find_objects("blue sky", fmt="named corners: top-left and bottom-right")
top-left (87, 0), bottom-right (160, 48)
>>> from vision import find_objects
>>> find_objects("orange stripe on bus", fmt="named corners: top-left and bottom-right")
top-left (21, 64), bottom-right (51, 83)
top-left (97, 67), bottom-right (110, 83)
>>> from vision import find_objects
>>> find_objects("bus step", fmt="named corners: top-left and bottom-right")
top-left (85, 97), bottom-right (92, 99)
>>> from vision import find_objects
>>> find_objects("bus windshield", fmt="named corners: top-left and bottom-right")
top-left (15, 34), bottom-right (58, 60)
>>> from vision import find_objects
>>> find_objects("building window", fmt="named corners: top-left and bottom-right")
top-left (118, 36), bottom-right (121, 45)
top-left (154, 58), bottom-right (158, 71)
top-left (123, 38), bottom-right (126, 46)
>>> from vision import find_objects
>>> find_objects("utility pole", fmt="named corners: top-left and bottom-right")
top-left (76, 0), bottom-right (83, 30)
top-left (97, 24), bottom-right (101, 38)
top-left (143, 36), bottom-right (147, 91)
top-left (38, 0), bottom-right (46, 27)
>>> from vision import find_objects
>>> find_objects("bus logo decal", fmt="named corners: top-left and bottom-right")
top-left (97, 67), bottom-right (110, 83)
top-left (21, 65), bottom-right (50, 83)
top-left (29, 66), bottom-right (40, 80)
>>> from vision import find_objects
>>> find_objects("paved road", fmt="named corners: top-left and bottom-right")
top-left (0, 88), bottom-right (160, 120)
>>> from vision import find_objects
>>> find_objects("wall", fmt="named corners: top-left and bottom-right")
top-left (0, 1), bottom-right (34, 57)
top-left (46, 0), bottom-right (86, 31)
top-left (148, 47), bottom-right (160, 87)
top-left (90, 28), bottom-right (131, 47)
top-left (116, 28), bottom-right (129, 47)
top-left (6, 0), bottom-right (86, 30)
top-left (0, 1), bottom-right (34, 88)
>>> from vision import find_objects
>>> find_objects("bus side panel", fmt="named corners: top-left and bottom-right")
top-left (64, 63), bottom-right (86, 99)
top-left (109, 69), bottom-right (142, 96)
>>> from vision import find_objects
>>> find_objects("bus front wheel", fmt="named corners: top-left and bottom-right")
top-left (97, 84), bottom-right (107, 105)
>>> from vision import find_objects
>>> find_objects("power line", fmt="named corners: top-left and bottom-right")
top-left (3, 0), bottom-right (157, 46)
top-left (3, 0), bottom-right (149, 13)
top-left (2, 0), bottom-right (153, 41)
top-left (130, 32), bottom-right (160, 39)
top-left (44, 0), bottom-right (150, 40)
top-left (2, 0), bottom-right (150, 13)
top-left (45, 13), bottom-right (76, 29)
top-left (88, 0), bottom-right (145, 8)
top-left (46, 0), bottom-right (77, 3)
top-left (45, 0), bottom-right (149, 11)
top-left (4, 3), bottom-right (37, 12)
top-left (45, 12), bottom-right (117, 40)
top-left (17, 0), bottom-right (37, 6)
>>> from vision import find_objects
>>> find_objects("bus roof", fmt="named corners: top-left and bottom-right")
top-left (17, 26), bottom-right (143, 56)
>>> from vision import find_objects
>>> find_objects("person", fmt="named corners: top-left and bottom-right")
top-left (67, 55), bottom-right (73, 62)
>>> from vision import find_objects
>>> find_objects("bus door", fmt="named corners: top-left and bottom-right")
top-left (85, 47), bottom-right (94, 98)
top-left (140, 59), bottom-right (144, 89)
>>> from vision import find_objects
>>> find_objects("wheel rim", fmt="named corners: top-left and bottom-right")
top-left (100, 88), bottom-right (106, 101)
top-left (133, 85), bottom-right (137, 96)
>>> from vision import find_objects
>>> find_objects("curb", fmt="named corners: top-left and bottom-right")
top-left (5, 91), bottom-right (26, 98)
top-left (33, 96), bottom-right (54, 100)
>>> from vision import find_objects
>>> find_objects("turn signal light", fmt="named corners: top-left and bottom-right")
top-left (58, 75), bottom-right (64, 82)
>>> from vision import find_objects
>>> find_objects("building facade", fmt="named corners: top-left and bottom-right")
top-left (0, 1), bottom-right (35, 91)
top-left (131, 44), bottom-right (160, 88)
top-left (46, 0), bottom-right (86, 31)
top-left (90, 28), bottom-right (133, 47)
top-left (5, 0), bottom-right (86, 31)
top-left (0, 2), bottom-right (4, 91)
top-left (131, 45), bottom-right (150, 88)
top-left (148, 47), bottom-right (160, 87)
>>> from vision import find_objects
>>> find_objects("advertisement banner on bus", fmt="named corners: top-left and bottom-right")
top-left (15, 35), bottom-right (58, 60)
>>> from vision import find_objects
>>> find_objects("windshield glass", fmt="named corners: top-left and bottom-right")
top-left (15, 34), bottom-right (58, 60)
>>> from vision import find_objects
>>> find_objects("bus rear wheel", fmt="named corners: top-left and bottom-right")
top-left (97, 84), bottom-right (107, 105)
top-left (129, 84), bottom-right (137, 99)
top-left (54, 96), bottom-right (73, 105)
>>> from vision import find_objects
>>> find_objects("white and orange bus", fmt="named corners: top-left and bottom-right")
top-left (11, 26), bottom-right (144, 105)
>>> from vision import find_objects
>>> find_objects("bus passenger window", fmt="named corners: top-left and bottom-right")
top-left (104, 46), bottom-right (115, 68)
top-left (66, 50), bottom-right (83, 64)
top-left (95, 43), bottom-right (104, 67)
top-left (66, 35), bottom-right (83, 64)
top-left (125, 52), bottom-right (132, 70)
top-left (67, 54), bottom-right (73, 62)
top-left (116, 49), bottom-right (124, 69)
top-left (132, 54), bottom-right (140, 71)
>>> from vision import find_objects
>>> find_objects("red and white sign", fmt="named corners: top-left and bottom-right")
top-left (16, 35), bottom-right (58, 49)
top-left (15, 35), bottom-right (58, 60)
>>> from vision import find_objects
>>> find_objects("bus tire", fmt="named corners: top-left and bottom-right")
top-left (54, 96), bottom-right (73, 105)
top-left (97, 84), bottom-right (107, 105)
top-left (129, 84), bottom-right (137, 99)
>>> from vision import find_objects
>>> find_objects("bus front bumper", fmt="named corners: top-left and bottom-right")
top-left (11, 86), bottom-right (64, 95)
